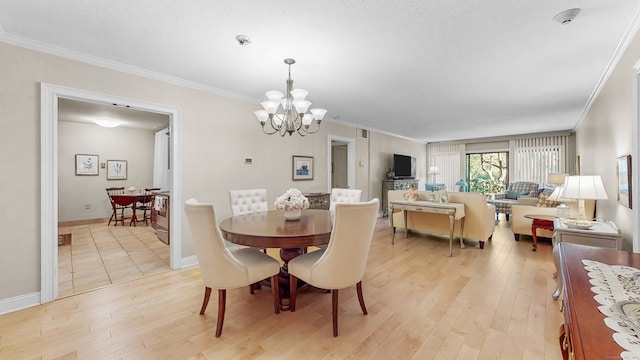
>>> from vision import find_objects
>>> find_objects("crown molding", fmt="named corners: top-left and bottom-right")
top-left (0, 31), bottom-right (259, 104)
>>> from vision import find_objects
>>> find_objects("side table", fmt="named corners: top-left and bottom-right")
top-left (551, 218), bottom-right (622, 300)
top-left (524, 214), bottom-right (555, 252)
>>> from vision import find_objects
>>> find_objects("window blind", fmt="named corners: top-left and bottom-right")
top-left (511, 135), bottom-right (568, 186)
top-left (427, 143), bottom-right (465, 191)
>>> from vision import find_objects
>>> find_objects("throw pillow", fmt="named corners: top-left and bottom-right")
top-left (536, 193), bottom-right (560, 208)
top-left (505, 190), bottom-right (529, 200)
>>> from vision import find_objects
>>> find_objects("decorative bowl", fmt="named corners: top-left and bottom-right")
top-left (563, 219), bottom-right (594, 230)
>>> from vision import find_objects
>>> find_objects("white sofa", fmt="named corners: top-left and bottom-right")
top-left (511, 198), bottom-right (596, 240)
top-left (387, 190), bottom-right (496, 249)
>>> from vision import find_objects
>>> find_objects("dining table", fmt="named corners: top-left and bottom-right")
top-left (218, 209), bottom-right (333, 310)
top-left (110, 193), bottom-right (152, 226)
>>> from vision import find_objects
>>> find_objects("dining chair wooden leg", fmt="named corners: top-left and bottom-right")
top-left (271, 274), bottom-right (280, 314)
top-left (356, 281), bottom-right (368, 315)
top-left (332, 289), bottom-right (339, 337)
top-left (216, 289), bottom-right (226, 337)
top-left (200, 286), bottom-right (211, 315)
top-left (289, 275), bottom-right (299, 312)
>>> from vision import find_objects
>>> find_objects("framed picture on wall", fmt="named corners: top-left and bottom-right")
top-left (75, 154), bottom-right (99, 176)
top-left (292, 155), bottom-right (313, 181)
top-left (617, 154), bottom-right (632, 208)
top-left (107, 160), bottom-right (128, 180)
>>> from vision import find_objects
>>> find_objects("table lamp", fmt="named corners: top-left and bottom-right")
top-left (547, 186), bottom-right (574, 218)
top-left (561, 175), bottom-right (608, 220)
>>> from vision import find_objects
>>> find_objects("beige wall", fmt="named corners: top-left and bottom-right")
top-left (576, 31), bottom-right (640, 250)
top-left (0, 42), bottom-right (426, 302)
top-left (58, 121), bottom-right (156, 222)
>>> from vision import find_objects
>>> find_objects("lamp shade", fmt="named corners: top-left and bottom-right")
top-left (547, 186), bottom-right (574, 202)
top-left (561, 175), bottom-right (608, 200)
top-left (428, 166), bottom-right (440, 175)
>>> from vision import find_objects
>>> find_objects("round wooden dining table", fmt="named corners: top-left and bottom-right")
top-left (219, 209), bottom-right (332, 310)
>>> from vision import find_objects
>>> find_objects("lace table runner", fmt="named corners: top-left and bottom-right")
top-left (583, 259), bottom-right (640, 359)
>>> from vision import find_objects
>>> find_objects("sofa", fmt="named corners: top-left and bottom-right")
top-left (486, 181), bottom-right (539, 221)
top-left (511, 197), bottom-right (596, 240)
top-left (387, 190), bottom-right (496, 249)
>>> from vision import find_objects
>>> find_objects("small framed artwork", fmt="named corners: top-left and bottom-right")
top-left (292, 155), bottom-right (313, 181)
top-left (107, 160), bottom-right (128, 180)
top-left (75, 154), bottom-right (99, 176)
top-left (617, 155), bottom-right (632, 208)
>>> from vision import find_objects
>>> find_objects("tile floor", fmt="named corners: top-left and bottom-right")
top-left (58, 220), bottom-right (170, 298)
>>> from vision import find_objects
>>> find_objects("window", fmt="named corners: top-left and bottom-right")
top-left (466, 152), bottom-right (508, 194)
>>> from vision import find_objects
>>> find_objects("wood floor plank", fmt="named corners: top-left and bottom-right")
top-left (1, 217), bottom-right (564, 359)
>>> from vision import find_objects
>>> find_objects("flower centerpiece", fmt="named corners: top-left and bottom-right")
top-left (274, 188), bottom-right (310, 221)
top-left (404, 188), bottom-right (418, 202)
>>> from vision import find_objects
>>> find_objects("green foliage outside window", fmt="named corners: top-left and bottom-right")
top-left (467, 152), bottom-right (508, 195)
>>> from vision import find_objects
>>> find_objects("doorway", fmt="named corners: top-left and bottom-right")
top-left (41, 83), bottom-right (182, 303)
top-left (327, 135), bottom-right (356, 192)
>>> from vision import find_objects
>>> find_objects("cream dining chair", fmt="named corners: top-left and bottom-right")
top-left (288, 198), bottom-right (379, 337)
top-left (229, 189), bottom-right (269, 215)
top-left (328, 188), bottom-right (362, 211)
top-left (184, 198), bottom-right (281, 337)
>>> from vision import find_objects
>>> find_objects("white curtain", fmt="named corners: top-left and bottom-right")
top-left (427, 143), bottom-right (466, 191)
top-left (153, 127), bottom-right (171, 191)
top-left (511, 135), bottom-right (568, 186)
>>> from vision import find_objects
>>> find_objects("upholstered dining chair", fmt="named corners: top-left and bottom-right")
top-left (106, 187), bottom-right (130, 226)
top-left (228, 188), bottom-right (269, 254)
top-left (289, 198), bottom-right (379, 337)
top-left (229, 189), bottom-right (269, 216)
top-left (328, 188), bottom-right (362, 211)
top-left (184, 198), bottom-right (281, 337)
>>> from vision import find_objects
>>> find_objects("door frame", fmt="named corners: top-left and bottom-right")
top-left (327, 135), bottom-right (355, 192)
top-left (40, 83), bottom-right (182, 303)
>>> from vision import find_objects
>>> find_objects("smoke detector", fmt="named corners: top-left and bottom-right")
top-left (235, 34), bottom-right (251, 46)
top-left (553, 8), bottom-right (581, 24)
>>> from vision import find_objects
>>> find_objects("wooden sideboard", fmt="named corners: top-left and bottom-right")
top-left (558, 242), bottom-right (630, 359)
top-left (305, 193), bottom-right (330, 210)
top-left (381, 179), bottom-right (418, 216)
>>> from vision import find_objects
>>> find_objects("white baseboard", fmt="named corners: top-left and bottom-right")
top-left (180, 255), bottom-right (199, 269)
top-left (0, 291), bottom-right (40, 315)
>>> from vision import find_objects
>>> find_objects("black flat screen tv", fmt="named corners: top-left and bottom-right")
top-left (393, 153), bottom-right (415, 179)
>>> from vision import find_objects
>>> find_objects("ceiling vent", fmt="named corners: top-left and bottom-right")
top-left (553, 8), bottom-right (581, 24)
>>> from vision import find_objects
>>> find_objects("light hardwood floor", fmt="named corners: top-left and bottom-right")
top-left (1, 217), bottom-right (563, 359)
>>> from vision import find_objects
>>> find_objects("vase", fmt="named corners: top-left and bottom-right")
top-left (283, 209), bottom-right (302, 221)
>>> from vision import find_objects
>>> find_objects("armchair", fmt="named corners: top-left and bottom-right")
top-left (486, 181), bottom-right (539, 221)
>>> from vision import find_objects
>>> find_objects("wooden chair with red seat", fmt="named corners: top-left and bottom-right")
top-left (106, 187), bottom-right (131, 226)
top-left (135, 188), bottom-right (161, 225)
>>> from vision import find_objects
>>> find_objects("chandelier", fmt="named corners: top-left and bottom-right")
top-left (253, 58), bottom-right (327, 136)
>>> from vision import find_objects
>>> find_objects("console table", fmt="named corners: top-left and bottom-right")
top-left (382, 179), bottom-right (419, 216)
top-left (389, 200), bottom-right (465, 257)
top-left (552, 218), bottom-right (622, 300)
top-left (557, 243), bottom-right (629, 359)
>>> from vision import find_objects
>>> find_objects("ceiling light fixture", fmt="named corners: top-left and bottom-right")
top-left (254, 58), bottom-right (327, 136)
top-left (553, 8), bottom-right (581, 24)
top-left (94, 118), bottom-right (122, 128)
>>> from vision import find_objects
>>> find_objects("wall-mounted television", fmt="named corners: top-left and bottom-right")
top-left (393, 153), bottom-right (416, 179)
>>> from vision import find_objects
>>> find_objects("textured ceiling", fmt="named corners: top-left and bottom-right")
top-left (1, 0), bottom-right (639, 142)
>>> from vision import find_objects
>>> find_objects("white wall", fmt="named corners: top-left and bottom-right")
top-left (576, 29), bottom-right (640, 250)
top-left (58, 121), bottom-right (155, 221)
top-left (0, 42), bottom-right (426, 303)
